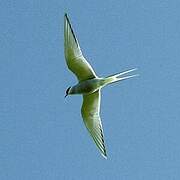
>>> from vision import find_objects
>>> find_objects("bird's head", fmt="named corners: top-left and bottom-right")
top-left (65, 86), bottom-right (71, 98)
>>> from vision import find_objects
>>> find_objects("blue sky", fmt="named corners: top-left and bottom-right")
top-left (0, 0), bottom-right (180, 179)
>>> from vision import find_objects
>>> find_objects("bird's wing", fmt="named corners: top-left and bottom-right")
top-left (81, 90), bottom-right (107, 158)
top-left (64, 13), bottom-right (97, 82)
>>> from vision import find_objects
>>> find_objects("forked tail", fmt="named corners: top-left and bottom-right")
top-left (104, 68), bottom-right (139, 85)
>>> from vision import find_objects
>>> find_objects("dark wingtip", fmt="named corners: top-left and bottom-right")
top-left (101, 151), bottom-right (107, 159)
top-left (64, 13), bottom-right (78, 46)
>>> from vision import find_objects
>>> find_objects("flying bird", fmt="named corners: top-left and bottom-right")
top-left (64, 13), bottom-right (138, 158)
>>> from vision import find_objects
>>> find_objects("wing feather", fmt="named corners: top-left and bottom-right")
top-left (64, 14), bottom-right (97, 82)
top-left (81, 90), bottom-right (107, 158)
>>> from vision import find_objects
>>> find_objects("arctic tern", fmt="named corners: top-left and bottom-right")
top-left (64, 13), bottom-right (138, 158)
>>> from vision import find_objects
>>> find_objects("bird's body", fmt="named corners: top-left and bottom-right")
top-left (64, 13), bottom-right (138, 158)
top-left (69, 78), bottom-right (104, 95)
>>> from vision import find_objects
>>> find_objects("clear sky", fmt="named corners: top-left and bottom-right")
top-left (0, 0), bottom-right (180, 179)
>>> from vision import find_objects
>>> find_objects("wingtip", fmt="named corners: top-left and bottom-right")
top-left (64, 13), bottom-right (68, 20)
top-left (100, 147), bottom-right (107, 159)
top-left (101, 152), bottom-right (107, 159)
